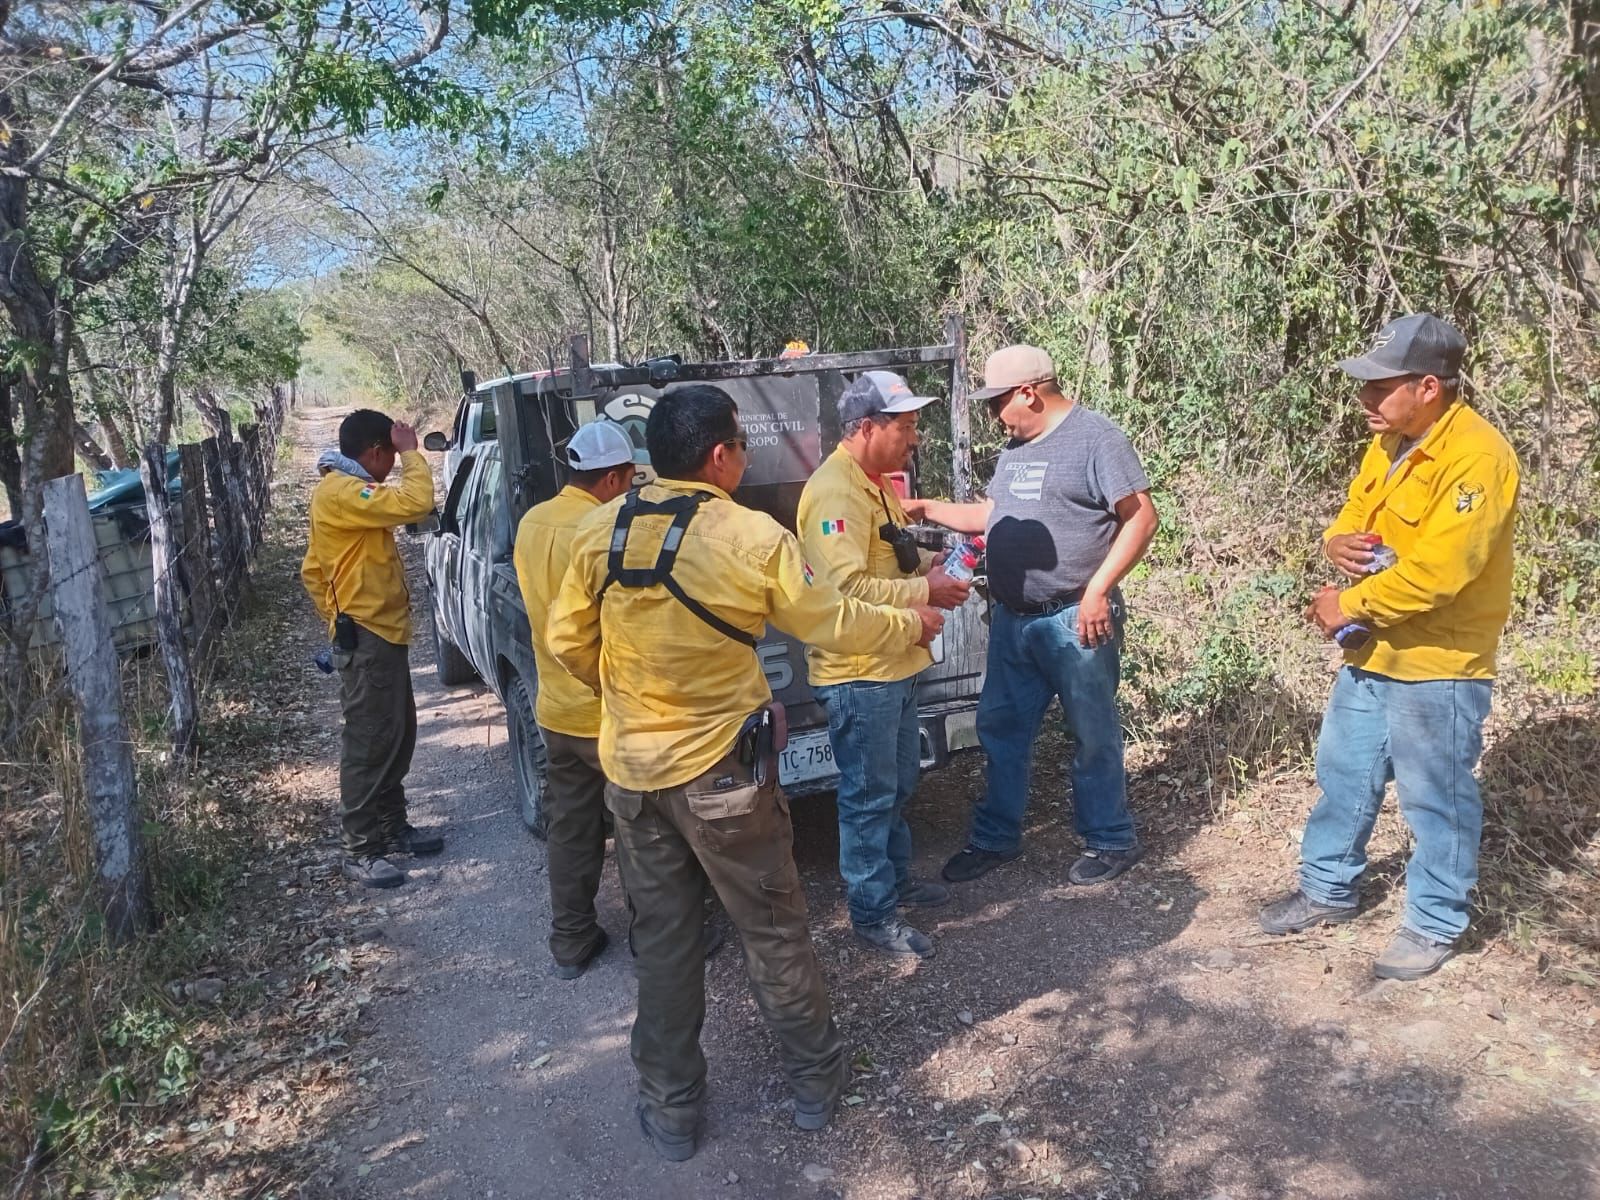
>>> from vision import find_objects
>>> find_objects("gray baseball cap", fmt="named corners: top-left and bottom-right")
top-left (1336, 313), bottom-right (1467, 381)
top-left (839, 370), bottom-right (941, 425)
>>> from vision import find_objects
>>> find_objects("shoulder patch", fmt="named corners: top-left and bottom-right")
top-left (358, 485), bottom-right (375, 500)
top-left (802, 561), bottom-right (815, 586)
top-left (1456, 482), bottom-right (1484, 513)
top-left (820, 518), bottom-right (847, 535)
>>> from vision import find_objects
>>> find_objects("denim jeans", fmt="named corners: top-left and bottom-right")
top-left (813, 676), bottom-right (921, 928)
top-left (969, 598), bottom-right (1136, 856)
top-left (1300, 667), bottom-right (1493, 943)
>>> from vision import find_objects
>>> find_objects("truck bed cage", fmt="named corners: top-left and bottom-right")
top-left (556, 314), bottom-right (974, 501)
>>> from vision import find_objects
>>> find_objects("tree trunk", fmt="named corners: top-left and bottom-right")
top-left (73, 421), bottom-right (114, 472)
top-left (0, 375), bottom-right (21, 519)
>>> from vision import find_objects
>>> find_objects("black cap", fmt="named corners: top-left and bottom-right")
top-left (1336, 313), bottom-right (1467, 381)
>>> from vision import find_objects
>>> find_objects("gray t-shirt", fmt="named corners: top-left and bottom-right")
top-left (984, 405), bottom-right (1150, 609)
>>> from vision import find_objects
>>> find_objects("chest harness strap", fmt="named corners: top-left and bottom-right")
top-left (598, 490), bottom-right (758, 648)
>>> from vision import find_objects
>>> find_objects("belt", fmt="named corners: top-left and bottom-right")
top-left (1002, 587), bottom-right (1086, 617)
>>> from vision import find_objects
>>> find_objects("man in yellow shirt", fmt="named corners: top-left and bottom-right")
top-left (549, 384), bottom-right (941, 1161)
top-left (512, 421), bottom-right (638, 978)
top-left (1261, 315), bottom-right (1520, 980)
top-left (798, 371), bottom-right (971, 958)
top-left (301, 410), bottom-right (439, 889)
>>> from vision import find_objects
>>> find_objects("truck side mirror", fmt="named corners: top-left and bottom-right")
top-left (423, 431), bottom-right (450, 452)
top-left (439, 454), bottom-right (476, 536)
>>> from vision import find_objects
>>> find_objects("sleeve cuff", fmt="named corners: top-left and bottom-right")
top-left (1338, 587), bottom-right (1364, 622)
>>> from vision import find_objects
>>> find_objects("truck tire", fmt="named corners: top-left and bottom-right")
top-left (505, 671), bottom-right (548, 839)
top-left (429, 593), bottom-right (478, 687)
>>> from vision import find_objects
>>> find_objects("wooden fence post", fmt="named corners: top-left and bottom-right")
top-left (202, 436), bottom-right (243, 609)
top-left (945, 312), bottom-right (973, 502)
top-left (225, 437), bottom-right (255, 564)
top-left (140, 444), bottom-right (198, 760)
top-left (177, 444), bottom-right (218, 656)
top-left (41, 474), bottom-right (153, 942)
top-left (239, 424), bottom-right (264, 548)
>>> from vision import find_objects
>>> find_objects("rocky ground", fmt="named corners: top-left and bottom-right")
top-left (220, 406), bottom-right (1600, 1200)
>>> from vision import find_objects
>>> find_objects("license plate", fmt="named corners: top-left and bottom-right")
top-left (778, 729), bottom-right (836, 787)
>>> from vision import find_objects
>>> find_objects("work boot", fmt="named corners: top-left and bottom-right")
top-left (1373, 928), bottom-right (1456, 981)
top-left (637, 1105), bottom-right (697, 1162)
top-left (1259, 890), bottom-right (1360, 936)
top-left (342, 854), bottom-right (405, 889)
top-left (553, 929), bottom-right (609, 980)
top-left (853, 916), bottom-right (934, 959)
top-left (941, 846), bottom-right (1021, 883)
top-left (1068, 845), bottom-right (1144, 886)
top-left (793, 1057), bottom-right (852, 1132)
top-left (387, 823), bottom-right (445, 856)
top-left (897, 878), bottom-right (951, 909)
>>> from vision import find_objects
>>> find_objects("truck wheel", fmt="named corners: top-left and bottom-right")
top-left (505, 672), bottom-right (548, 839)
top-left (429, 593), bottom-right (478, 687)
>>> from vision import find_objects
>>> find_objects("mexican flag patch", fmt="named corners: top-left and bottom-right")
top-left (821, 518), bottom-right (846, 535)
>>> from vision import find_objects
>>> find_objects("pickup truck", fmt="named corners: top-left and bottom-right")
top-left (423, 324), bottom-right (988, 837)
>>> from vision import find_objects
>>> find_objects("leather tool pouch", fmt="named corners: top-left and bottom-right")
top-left (735, 702), bottom-right (788, 787)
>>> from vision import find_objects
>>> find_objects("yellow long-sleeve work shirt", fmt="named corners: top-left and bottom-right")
top-left (797, 446), bottom-right (934, 686)
top-left (300, 451), bottom-right (435, 646)
top-left (547, 477), bottom-right (923, 791)
top-left (512, 485), bottom-right (603, 739)
top-left (1327, 402), bottom-right (1519, 681)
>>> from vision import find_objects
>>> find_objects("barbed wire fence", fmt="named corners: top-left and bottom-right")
top-left (0, 382), bottom-right (295, 944)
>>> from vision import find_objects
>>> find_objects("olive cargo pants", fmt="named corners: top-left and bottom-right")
top-left (606, 759), bottom-right (844, 1136)
top-left (539, 727), bottom-right (610, 966)
top-left (336, 625), bottom-right (417, 856)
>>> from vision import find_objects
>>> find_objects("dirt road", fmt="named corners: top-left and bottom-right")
top-left (289, 407), bottom-right (1600, 1200)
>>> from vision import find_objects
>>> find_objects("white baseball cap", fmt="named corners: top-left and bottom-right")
top-left (566, 421), bottom-right (637, 470)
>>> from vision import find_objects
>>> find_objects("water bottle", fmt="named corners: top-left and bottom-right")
top-left (1332, 541), bottom-right (1397, 649)
top-left (944, 536), bottom-right (985, 583)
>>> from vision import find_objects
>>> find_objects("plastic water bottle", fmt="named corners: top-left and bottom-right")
top-left (944, 536), bottom-right (984, 583)
top-left (1332, 541), bottom-right (1397, 649)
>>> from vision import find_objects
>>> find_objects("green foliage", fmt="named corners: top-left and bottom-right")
top-left (1164, 588), bottom-right (1275, 712)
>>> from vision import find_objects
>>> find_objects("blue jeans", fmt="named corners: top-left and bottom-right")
top-left (1301, 667), bottom-right (1493, 943)
top-left (813, 676), bottom-right (921, 928)
top-left (969, 599), bottom-right (1135, 856)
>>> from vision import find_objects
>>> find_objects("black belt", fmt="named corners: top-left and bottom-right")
top-left (1002, 587), bottom-right (1086, 617)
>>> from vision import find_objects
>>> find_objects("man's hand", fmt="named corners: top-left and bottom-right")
top-left (901, 497), bottom-right (930, 521)
top-left (1306, 586), bottom-right (1349, 639)
top-left (924, 561), bottom-right (971, 610)
top-left (390, 421), bottom-right (419, 453)
top-left (1324, 532), bottom-right (1377, 580)
top-left (912, 605), bottom-right (945, 648)
top-left (1076, 588), bottom-right (1116, 648)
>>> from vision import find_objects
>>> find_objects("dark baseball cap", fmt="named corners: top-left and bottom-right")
top-left (1336, 313), bottom-right (1467, 381)
top-left (838, 370), bottom-right (941, 425)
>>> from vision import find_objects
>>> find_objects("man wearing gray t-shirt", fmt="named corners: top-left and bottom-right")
top-left (910, 345), bottom-right (1158, 886)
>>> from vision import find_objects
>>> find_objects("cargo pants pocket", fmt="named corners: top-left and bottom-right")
top-left (686, 765), bottom-right (771, 851)
top-left (604, 781), bottom-right (645, 822)
top-left (759, 860), bottom-right (807, 942)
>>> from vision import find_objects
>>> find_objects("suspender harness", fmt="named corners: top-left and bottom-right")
top-left (598, 490), bottom-right (758, 648)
